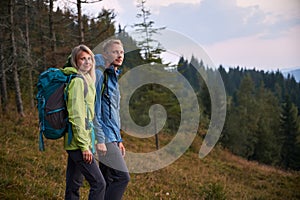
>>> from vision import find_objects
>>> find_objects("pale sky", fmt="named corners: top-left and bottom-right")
top-left (58, 0), bottom-right (300, 71)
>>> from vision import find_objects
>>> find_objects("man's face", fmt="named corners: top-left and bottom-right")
top-left (104, 43), bottom-right (124, 67)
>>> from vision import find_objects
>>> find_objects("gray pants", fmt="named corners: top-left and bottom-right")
top-left (98, 142), bottom-right (130, 200)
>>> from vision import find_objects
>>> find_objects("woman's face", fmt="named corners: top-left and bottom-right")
top-left (77, 51), bottom-right (93, 73)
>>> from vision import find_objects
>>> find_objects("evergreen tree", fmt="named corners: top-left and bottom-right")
top-left (131, 0), bottom-right (167, 149)
top-left (133, 0), bottom-right (165, 63)
top-left (252, 83), bottom-right (281, 165)
top-left (280, 95), bottom-right (300, 170)
top-left (223, 75), bottom-right (259, 159)
top-left (177, 57), bottom-right (206, 110)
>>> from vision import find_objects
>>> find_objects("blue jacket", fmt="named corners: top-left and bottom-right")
top-left (94, 54), bottom-right (122, 144)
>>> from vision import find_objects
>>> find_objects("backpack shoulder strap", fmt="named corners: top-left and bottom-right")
top-left (64, 73), bottom-right (89, 146)
top-left (96, 68), bottom-right (107, 96)
top-left (101, 70), bottom-right (108, 96)
top-left (68, 74), bottom-right (88, 97)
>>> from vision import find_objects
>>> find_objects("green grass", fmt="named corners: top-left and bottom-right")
top-left (0, 109), bottom-right (299, 200)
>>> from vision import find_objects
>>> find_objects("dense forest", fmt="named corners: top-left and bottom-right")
top-left (177, 57), bottom-right (300, 170)
top-left (1, 0), bottom-right (300, 172)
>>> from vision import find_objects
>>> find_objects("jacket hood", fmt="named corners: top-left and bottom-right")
top-left (95, 54), bottom-right (105, 69)
top-left (62, 67), bottom-right (78, 75)
top-left (63, 55), bottom-right (72, 68)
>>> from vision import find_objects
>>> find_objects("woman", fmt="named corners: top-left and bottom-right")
top-left (63, 44), bottom-right (105, 200)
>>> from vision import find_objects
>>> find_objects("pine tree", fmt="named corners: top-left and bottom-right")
top-left (252, 82), bottom-right (281, 165)
top-left (133, 0), bottom-right (165, 63)
top-left (223, 75), bottom-right (259, 159)
top-left (132, 0), bottom-right (167, 149)
top-left (280, 95), bottom-right (300, 170)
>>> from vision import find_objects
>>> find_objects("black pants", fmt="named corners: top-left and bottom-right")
top-left (65, 150), bottom-right (106, 200)
top-left (98, 142), bottom-right (130, 200)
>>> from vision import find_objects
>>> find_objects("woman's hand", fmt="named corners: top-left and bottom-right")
top-left (82, 150), bottom-right (93, 164)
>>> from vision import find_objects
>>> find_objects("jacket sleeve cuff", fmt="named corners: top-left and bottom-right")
top-left (97, 137), bottom-right (105, 143)
top-left (81, 145), bottom-right (90, 152)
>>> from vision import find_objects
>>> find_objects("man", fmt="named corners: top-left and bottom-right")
top-left (94, 39), bottom-right (130, 200)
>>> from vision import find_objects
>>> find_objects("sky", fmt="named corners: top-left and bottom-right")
top-left (60, 0), bottom-right (300, 71)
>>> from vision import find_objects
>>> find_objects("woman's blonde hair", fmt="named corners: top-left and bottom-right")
top-left (71, 44), bottom-right (96, 84)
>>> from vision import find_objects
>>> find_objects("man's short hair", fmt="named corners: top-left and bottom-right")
top-left (103, 39), bottom-right (123, 53)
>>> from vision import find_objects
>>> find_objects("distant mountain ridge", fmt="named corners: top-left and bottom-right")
top-left (282, 68), bottom-right (300, 82)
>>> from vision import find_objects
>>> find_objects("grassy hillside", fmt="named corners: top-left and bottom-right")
top-left (0, 109), bottom-right (299, 200)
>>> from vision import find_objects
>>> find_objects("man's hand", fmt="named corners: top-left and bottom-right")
top-left (82, 150), bottom-right (93, 164)
top-left (96, 143), bottom-right (107, 156)
top-left (119, 142), bottom-right (126, 157)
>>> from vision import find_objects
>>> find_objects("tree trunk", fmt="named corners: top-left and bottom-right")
top-left (24, 0), bottom-right (34, 108)
top-left (77, 0), bottom-right (84, 43)
top-left (49, 0), bottom-right (56, 56)
top-left (9, 0), bottom-right (24, 117)
top-left (154, 109), bottom-right (159, 150)
top-left (0, 43), bottom-right (8, 113)
top-left (37, 0), bottom-right (46, 70)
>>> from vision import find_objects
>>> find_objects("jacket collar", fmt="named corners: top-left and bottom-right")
top-left (105, 65), bottom-right (121, 77)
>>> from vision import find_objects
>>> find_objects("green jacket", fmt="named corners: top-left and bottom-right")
top-left (62, 67), bottom-right (96, 152)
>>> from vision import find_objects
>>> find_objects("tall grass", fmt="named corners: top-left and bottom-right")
top-left (0, 109), bottom-right (299, 199)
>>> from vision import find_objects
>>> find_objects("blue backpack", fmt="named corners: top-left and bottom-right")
top-left (36, 68), bottom-right (87, 151)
